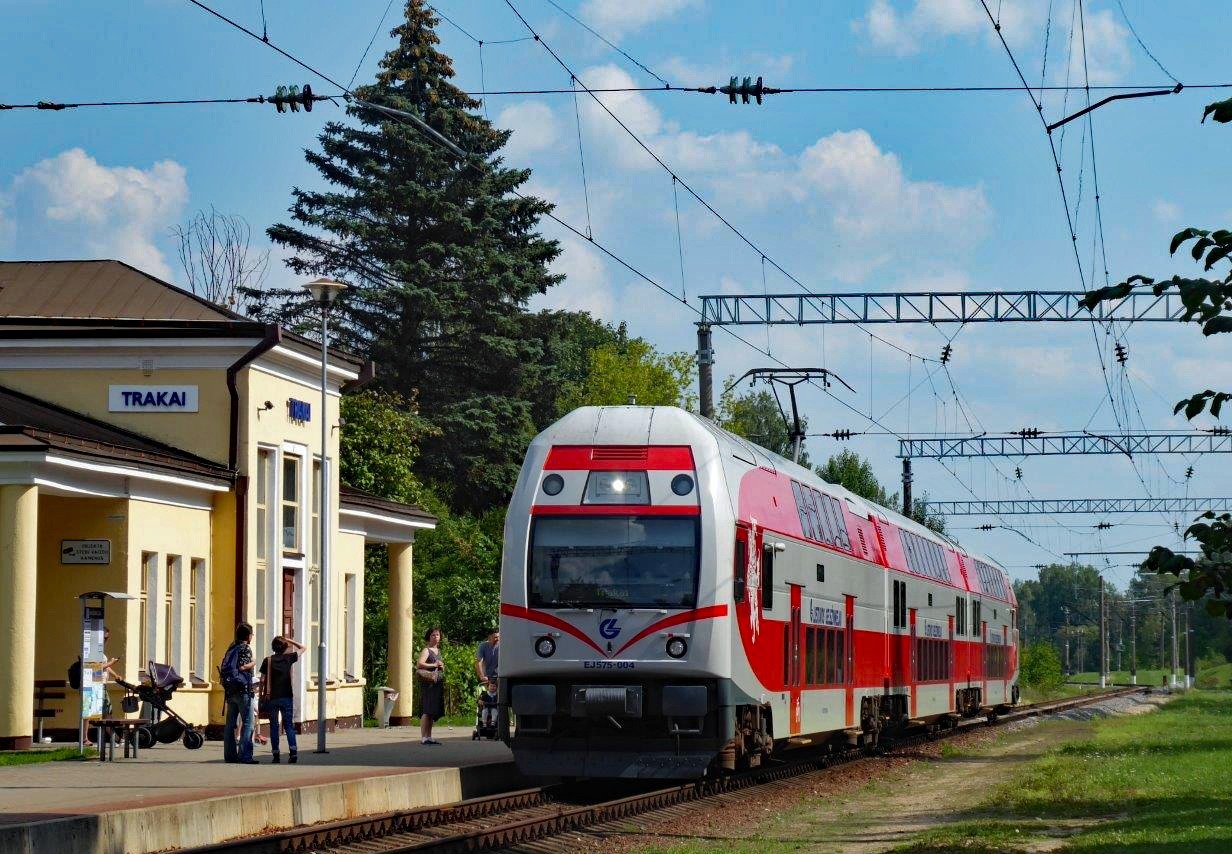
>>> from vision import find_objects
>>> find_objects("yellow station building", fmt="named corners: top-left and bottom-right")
top-left (0, 260), bottom-right (434, 748)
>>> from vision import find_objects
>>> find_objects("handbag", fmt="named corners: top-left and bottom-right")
top-left (257, 657), bottom-right (273, 719)
top-left (417, 651), bottom-right (442, 685)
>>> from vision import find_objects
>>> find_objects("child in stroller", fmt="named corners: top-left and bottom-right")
top-left (114, 662), bottom-right (205, 750)
top-left (472, 683), bottom-right (498, 740)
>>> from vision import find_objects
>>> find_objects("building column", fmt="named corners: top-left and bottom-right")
top-left (0, 485), bottom-right (38, 749)
top-left (386, 542), bottom-right (416, 725)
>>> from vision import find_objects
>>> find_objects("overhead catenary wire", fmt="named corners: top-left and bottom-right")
top-left (456, 82), bottom-right (1232, 97)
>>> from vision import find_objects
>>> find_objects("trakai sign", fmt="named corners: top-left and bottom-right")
top-left (108, 385), bottom-right (199, 413)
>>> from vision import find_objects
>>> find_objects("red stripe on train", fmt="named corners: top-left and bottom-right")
top-left (531, 504), bottom-right (700, 516)
top-left (612, 604), bottom-right (729, 656)
top-left (544, 445), bottom-right (695, 471)
top-left (500, 604), bottom-right (607, 656)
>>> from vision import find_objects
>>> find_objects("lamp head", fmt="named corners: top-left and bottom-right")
top-left (303, 277), bottom-right (347, 306)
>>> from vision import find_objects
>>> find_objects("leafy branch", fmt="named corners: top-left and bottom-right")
top-left (1080, 95), bottom-right (1232, 617)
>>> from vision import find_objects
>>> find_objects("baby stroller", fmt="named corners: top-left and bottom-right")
top-left (472, 684), bottom-right (499, 740)
top-left (114, 662), bottom-right (205, 750)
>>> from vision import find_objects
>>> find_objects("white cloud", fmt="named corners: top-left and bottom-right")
top-left (794, 129), bottom-right (990, 278)
top-left (580, 0), bottom-right (704, 39)
top-left (1058, 8), bottom-right (1131, 85)
top-left (1152, 199), bottom-right (1181, 224)
top-left (658, 53), bottom-right (798, 87)
top-left (539, 236), bottom-right (616, 317)
top-left (497, 101), bottom-right (563, 164)
top-left (857, 0), bottom-right (1040, 56)
top-left (4, 148), bottom-right (187, 279)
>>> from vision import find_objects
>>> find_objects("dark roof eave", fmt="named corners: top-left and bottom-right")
top-left (0, 429), bottom-right (234, 484)
top-left (339, 484), bottom-right (437, 525)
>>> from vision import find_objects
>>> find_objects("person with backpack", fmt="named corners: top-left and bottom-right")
top-left (258, 635), bottom-right (305, 763)
top-left (220, 623), bottom-right (258, 764)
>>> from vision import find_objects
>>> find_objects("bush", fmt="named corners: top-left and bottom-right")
top-left (1021, 641), bottom-right (1064, 694)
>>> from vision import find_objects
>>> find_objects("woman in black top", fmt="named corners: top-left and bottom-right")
top-left (259, 635), bottom-right (305, 763)
top-left (417, 627), bottom-right (445, 745)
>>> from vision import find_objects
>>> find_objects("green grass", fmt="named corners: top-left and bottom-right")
top-left (1068, 668), bottom-right (1170, 686)
top-left (902, 692), bottom-right (1232, 852)
top-left (0, 747), bottom-right (95, 766)
top-left (1020, 681), bottom-right (1098, 704)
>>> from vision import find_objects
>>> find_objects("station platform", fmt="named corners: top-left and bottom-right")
top-left (0, 724), bottom-right (518, 854)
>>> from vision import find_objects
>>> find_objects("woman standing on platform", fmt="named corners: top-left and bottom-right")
top-left (417, 627), bottom-right (445, 745)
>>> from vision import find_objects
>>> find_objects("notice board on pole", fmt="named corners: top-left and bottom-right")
top-left (81, 603), bottom-right (106, 719)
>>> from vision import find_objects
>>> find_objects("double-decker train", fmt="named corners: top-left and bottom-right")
top-left (499, 406), bottom-right (1019, 778)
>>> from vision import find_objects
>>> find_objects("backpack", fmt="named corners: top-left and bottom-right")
top-left (219, 643), bottom-right (247, 695)
top-left (68, 658), bottom-right (82, 691)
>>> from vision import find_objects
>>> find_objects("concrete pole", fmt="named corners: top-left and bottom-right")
top-left (1170, 590), bottom-right (1180, 688)
top-left (387, 542), bottom-right (416, 724)
top-left (697, 324), bottom-right (714, 420)
top-left (1130, 601), bottom-right (1137, 685)
top-left (1184, 604), bottom-right (1192, 688)
top-left (1099, 577), bottom-right (1107, 688)
top-left (902, 459), bottom-right (913, 517)
top-left (0, 484), bottom-right (38, 749)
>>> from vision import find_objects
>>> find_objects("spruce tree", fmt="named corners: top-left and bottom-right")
top-left (266, 0), bottom-right (561, 511)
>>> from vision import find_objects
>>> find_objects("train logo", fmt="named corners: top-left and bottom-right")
top-left (599, 618), bottom-right (622, 640)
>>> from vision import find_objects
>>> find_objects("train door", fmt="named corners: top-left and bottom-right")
top-left (981, 619), bottom-right (988, 706)
top-left (788, 584), bottom-right (802, 735)
top-left (947, 615), bottom-right (955, 713)
top-left (844, 594), bottom-right (855, 728)
top-left (909, 606), bottom-right (918, 718)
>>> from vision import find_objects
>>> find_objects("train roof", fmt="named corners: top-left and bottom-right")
top-left (532, 405), bottom-right (1011, 589)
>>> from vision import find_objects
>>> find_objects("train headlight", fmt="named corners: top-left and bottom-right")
top-left (534, 636), bottom-right (556, 658)
top-left (666, 637), bottom-right (688, 659)
top-left (542, 473), bottom-right (564, 496)
top-left (671, 474), bottom-right (695, 496)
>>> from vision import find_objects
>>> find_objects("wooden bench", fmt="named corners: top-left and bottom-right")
top-left (34, 679), bottom-right (67, 743)
top-left (91, 718), bottom-right (149, 761)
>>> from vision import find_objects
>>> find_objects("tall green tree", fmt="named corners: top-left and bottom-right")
top-left (520, 312), bottom-right (623, 429)
top-left (717, 386), bottom-right (808, 464)
top-left (1080, 95), bottom-right (1232, 618)
top-left (814, 449), bottom-right (946, 533)
top-left (265, 0), bottom-right (561, 513)
top-left (558, 333), bottom-right (696, 412)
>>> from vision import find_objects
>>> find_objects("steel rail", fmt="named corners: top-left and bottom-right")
top-left (183, 687), bottom-right (1145, 854)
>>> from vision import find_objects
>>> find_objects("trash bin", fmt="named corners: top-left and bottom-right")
top-left (375, 686), bottom-right (400, 728)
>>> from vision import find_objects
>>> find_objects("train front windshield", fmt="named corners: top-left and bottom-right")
top-left (528, 516), bottom-right (699, 608)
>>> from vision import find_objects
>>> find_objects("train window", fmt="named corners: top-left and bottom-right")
top-left (734, 538), bottom-right (747, 604)
top-left (972, 600), bottom-right (982, 636)
top-left (928, 593), bottom-right (933, 607)
top-left (807, 489), bottom-right (830, 544)
top-left (825, 497), bottom-right (851, 549)
top-left (762, 545), bottom-right (775, 611)
top-left (791, 481), bottom-right (814, 540)
top-left (816, 563), bottom-right (825, 583)
top-left (955, 596), bottom-right (966, 635)
top-left (834, 630), bottom-right (845, 684)
top-left (528, 516), bottom-right (699, 608)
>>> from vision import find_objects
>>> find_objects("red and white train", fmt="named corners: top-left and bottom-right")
top-left (499, 406), bottom-right (1019, 778)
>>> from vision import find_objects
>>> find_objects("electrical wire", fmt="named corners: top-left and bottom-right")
top-left (0, 94), bottom-right (340, 110)
top-left (457, 82), bottom-right (1232, 96)
top-left (349, 0), bottom-right (398, 92)
top-left (542, 0), bottom-right (670, 87)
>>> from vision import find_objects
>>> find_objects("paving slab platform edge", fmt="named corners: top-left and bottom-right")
top-left (0, 760), bottom-right (523, 854)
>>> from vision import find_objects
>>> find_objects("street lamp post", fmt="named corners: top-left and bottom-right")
top-left (304, 277), bottom-right (346, 753)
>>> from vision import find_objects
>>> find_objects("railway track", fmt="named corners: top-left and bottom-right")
top-left (185, 687), bottom-right (1145, 854)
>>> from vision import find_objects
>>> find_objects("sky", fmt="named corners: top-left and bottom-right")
top-left (3, 0), bottom-right (1232, 588)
